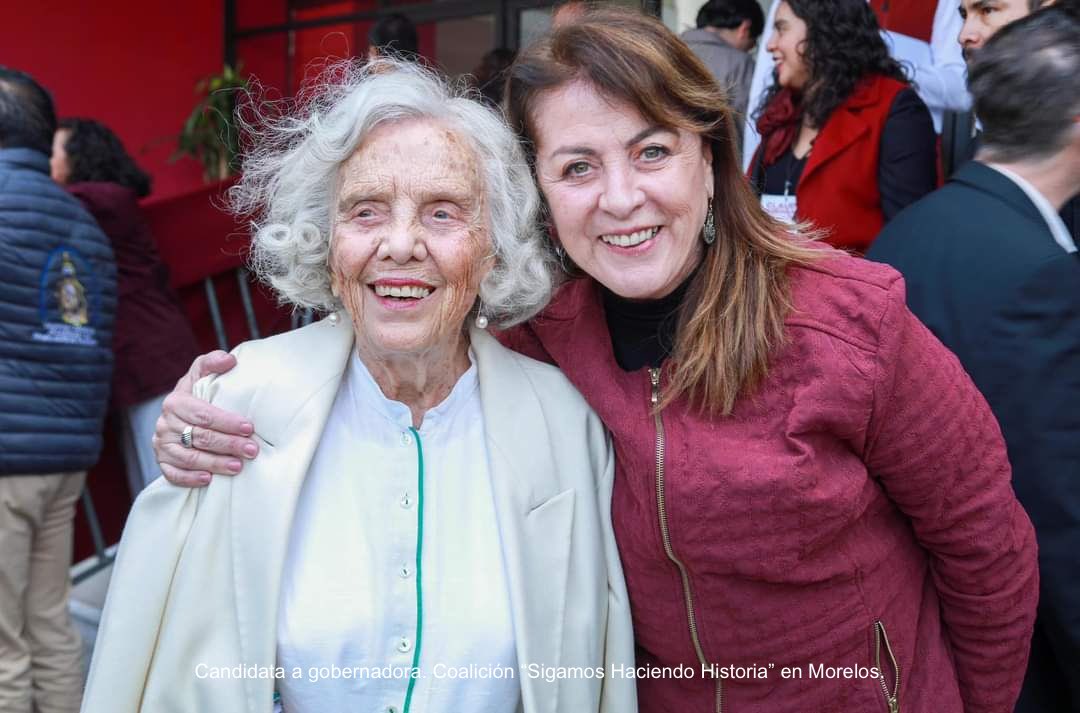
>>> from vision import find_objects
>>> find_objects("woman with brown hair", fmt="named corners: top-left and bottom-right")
top-left (151, 8), bottom-right (1038, 712)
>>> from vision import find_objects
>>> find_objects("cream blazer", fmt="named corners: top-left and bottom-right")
top-left (81, 318), bottom-right (637, 713)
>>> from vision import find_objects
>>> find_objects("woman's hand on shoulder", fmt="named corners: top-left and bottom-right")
top-left (152, 351), bottom-right (258, 488)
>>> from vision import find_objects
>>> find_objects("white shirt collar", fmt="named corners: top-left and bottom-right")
top-left (346, 346), bottom-right (479, 433)
top-left (987, 163), bottom-right (1077, 254)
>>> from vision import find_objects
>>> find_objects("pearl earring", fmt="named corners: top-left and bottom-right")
top-left (327, 312), bottom-right (340, 325)
top-left (475, 299), bottom-right (489, 329)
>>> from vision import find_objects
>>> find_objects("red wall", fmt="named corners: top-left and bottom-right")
top-left (0, 1), bottom-right (225, 203)
top-left (2, 2), bottom-right (229, 554)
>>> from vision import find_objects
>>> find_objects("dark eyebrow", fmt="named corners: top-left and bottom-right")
top-left (549, 126), bottom-right (673, 159)
top-left (550, 145), bottom-right (597, 158)
top-left (626, 125), bottom-right (673, 147)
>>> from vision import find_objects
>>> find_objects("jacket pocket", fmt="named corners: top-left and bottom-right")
top-left (873, 620), bottom-right (900, 713)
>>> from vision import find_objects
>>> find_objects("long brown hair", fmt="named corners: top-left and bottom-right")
top-left (505, 6), bottom-right (821, 415)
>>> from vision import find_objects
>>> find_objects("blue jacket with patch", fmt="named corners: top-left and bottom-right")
top-left (0, 148), bottom-right (117, 475)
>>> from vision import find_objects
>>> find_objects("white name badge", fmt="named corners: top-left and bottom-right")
top-left (761, 194), bottom-right (798, 225)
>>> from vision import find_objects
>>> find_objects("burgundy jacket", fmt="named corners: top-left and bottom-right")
top-left (501, 252), bottom-right (1038, 712)
top-left (69, 182), bottom-right (200, 409)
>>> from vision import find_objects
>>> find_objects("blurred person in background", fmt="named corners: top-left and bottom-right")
top-left (749, 0), bottom-right (937, 252)
top-left (368, 12), bottom-right (419, 60)
top-left (868, 10), bottom-right (1080, 711)
top-left (50, 118), bottom-right (200, 496)
top-left (958, 0), bottom-right (1066, 61)
top-left (957, 0), bottom-right (1079, 244)
top-left (153, 10), bottom-right (1039, 711)
top-left (681, 0), bottom-right (765, 120)
top-left (744, 0), bottom-right (969, 168)
top-left (472, 48), bottom-right (516, 109)
top-left (0, 67), bottom-right (116, 713)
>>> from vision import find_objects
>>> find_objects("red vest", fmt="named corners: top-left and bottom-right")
top-left (869, 0), bottom-right (936, 42)
top-left (796, 75), bottom-right (908, 253)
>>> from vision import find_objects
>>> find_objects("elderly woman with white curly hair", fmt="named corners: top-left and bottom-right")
top-left (80, 60), bottom-right (636, 713)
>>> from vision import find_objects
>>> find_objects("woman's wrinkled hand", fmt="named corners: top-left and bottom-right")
top-left (152, 351), bottom-right (258, 488)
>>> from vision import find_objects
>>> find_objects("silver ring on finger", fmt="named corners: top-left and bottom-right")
top-left (181, 424), bottom-right (195, 449)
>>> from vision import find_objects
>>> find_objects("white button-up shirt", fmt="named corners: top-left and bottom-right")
top-left (276, 348), bottom-right (520, 713)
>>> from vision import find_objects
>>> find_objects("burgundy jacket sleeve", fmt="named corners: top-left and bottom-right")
top-left (862, 277), bottom-right (1039, 712)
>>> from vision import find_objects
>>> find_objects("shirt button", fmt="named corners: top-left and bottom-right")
top-left (386, 707), bottom-right (399, 713)
top-left (397, 636), bottom-right (412, 653)
top-left (400, 431), bottom-right (412, 446)
top-left (399, 564), bottom-right (412, 579)
top-left (400, 492), bottom-right (413, 509)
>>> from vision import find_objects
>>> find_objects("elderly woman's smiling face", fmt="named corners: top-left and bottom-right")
top-left (330, 118), bottom-right (491, 360)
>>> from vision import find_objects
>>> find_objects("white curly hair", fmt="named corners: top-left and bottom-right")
top-left (229, 58), bottom-right (557, 327)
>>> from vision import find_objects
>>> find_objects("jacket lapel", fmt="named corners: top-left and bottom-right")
top-left (229, 317), bottom-right (354, 712)
top-left (472, 328), bottom-right (574, 713)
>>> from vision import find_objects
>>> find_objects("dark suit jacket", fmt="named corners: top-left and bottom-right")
top-left (868, 161), bottom-right (1080, 713)
top-left (952, 126), bottom-right (1080, 244)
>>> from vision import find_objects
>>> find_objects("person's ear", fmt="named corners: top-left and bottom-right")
top-left (739, 19), bottom-right (752, 43)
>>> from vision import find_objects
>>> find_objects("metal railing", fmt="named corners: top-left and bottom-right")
top-left (73, 489), bottom-right (113, 585)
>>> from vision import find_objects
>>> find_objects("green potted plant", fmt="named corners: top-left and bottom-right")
top-left (174, 64), bottom-right (247, 182)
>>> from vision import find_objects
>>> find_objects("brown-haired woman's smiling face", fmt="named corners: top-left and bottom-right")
top-left (530, 80), bottom-right (712, 300)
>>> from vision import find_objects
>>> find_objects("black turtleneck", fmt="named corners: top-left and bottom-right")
top-left (601, 273), bottom-right (696, 372)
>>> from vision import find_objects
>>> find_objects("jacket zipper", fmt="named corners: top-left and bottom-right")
top-left (873, 620), bottom-right (900, 713)
top-left (650, 368), bottom-right (722, 712)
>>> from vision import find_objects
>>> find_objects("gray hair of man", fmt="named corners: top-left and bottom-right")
top-left (968, 7), bottom-right (1080, 163)
top-left (229, 58), bottom-right (557, 328)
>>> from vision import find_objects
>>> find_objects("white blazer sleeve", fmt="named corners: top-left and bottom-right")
top-left (596, 432), bottom-right (638, 713)
top-left (81, 373), bottom-right (222, 713)
top-left (79, 479), bottom-right (203, 713)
